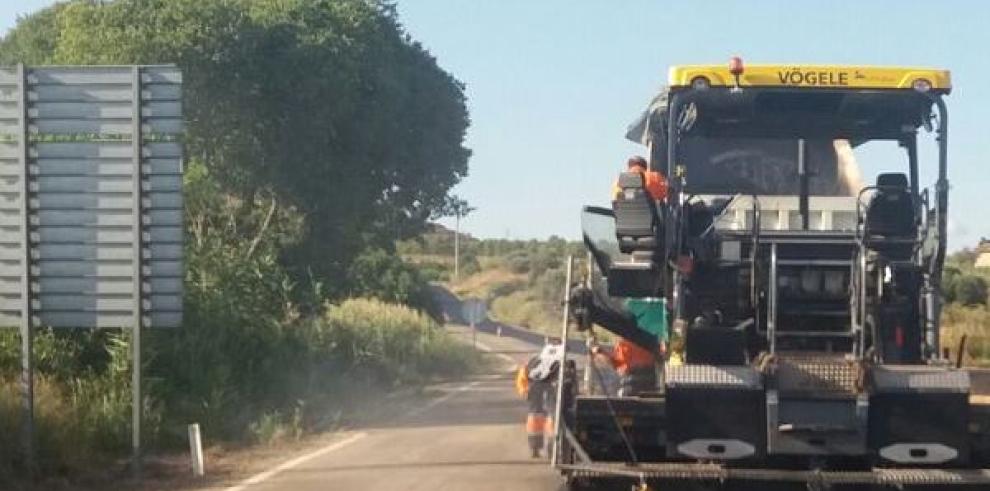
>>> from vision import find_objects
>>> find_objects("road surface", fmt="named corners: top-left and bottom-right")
top-left (213, 316), bottom-right (568, 490)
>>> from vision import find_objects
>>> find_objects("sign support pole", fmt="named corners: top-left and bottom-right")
top-left (16, 62), bottom-right (35, 477)
top-left (130, 66), bottom-right (145, 477)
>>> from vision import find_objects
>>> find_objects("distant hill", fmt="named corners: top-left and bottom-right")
top-left (398, 228), bottom-right (584, 333)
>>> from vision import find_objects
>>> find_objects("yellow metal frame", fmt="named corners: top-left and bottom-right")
top-left (669, 64), bottom-right (951, 92)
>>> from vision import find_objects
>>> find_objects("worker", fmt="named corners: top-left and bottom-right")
top-left (515, 339), bottom-right (562, 458)
top-left (590, 337), bottom-right (658, 396)
top-left (612, 155), bottom-right (668, 202)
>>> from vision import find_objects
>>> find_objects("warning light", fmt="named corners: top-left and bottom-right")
top-left (728, 56), bottom-right (744, 91)
top-left (728, 56), bottom-right (745, 76)
top-left (912, 78), bottom-right (932, 93)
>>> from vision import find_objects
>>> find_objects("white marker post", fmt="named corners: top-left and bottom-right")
top-left (188, 423), bottom-right (204, 477)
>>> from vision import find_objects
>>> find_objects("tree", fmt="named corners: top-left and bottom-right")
top-left (0, 0), bottom-right (471, 299)
top-left (953, 275), bottom-right (988, 307)
top-left (942, 266), bottom-right (961, 303)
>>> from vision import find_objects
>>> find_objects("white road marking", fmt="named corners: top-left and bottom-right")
top-left (225, 324), bottom-right (523, 489)
top-left (223, 432), bottom-right (367, 491)
top-left (474, 340), bottom-right (517, 364)
top-left (406, 380), bottom-right (482, 418)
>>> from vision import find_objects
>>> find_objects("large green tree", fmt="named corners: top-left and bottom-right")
top-left (0, 0), bottom-right (471, 292)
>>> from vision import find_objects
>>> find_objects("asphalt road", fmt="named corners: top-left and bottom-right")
top-left (214, 320), bottom-right (567, 491)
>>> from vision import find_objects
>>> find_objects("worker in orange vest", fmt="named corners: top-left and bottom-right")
top-left (612, 155), bottom-right (668, 202)
top-left (591, 339), bottom-right (660, 396)
top-left (515, 340), bottom-right (562, 458)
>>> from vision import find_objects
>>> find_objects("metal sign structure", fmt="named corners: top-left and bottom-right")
top-left (0, 64), bottom-right (184, 472)
top-left (462, 298), bottom-right (486, 350)
top-left (461, 297), bottom-right (486, 325)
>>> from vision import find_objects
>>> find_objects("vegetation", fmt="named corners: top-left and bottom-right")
top-left (407, 226), bottom-right (990, 360)
top-left (940, 246), bottom-right (990, 365)
top-left (0, 0), bottom-right (475, 483)
top-left (400, 227), bottom-right (585, 333)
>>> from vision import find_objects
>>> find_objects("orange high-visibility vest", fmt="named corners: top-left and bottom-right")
top-left (515, 364), bottom-right (529, 397)
top-left (612, 167), bottom-right (668, 202)
top-left (607, 339), bottom-right (656, 375)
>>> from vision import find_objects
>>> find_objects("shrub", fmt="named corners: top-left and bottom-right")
top-left (953, 275), bottom-right (988, 306)
top-left (346, 248), bottom-right (441, 319)
top-left (319, 298), bottom-right (476, 385)
top-left (941, 303), bottom-right (990, 366)
top-left (0, 297), bottom-right (478, 480)
top-left (505, 252), bottom-right (531, 274)
top-left (458, 251), bottom-right (482, 276)
top-left (0, 332), bottom-right (133, 482)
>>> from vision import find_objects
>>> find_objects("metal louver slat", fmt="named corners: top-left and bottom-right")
top-left (0, 65), bottom-right (183, 330)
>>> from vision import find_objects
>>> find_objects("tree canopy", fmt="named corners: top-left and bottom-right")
top-left (0, 0), bottom-right (471, 293)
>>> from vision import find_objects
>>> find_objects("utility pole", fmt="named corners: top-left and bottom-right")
top-left (446, 197), bottom-right (473, 282)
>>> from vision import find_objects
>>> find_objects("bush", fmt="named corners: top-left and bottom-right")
top-left (941, 303), bottom-right (990, 366)
top-left (949, 274), bottom-right (989, 306)
top-left (346, 248), bottom-right (441, 320)
top-left (527, 250), bottom-right (561, 281)
top-left (0, 298), bottom-right (477, 480)
top-left (505, 252), bottom-right (531, 274)
top-left (459, 251), bottom-right (482, 276)
top-left (0, 331), bottom-right (132, 482)
top-left (320, 298), bottom-right (477, 384)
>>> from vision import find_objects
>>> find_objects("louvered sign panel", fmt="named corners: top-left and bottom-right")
top-left (0, 65), bottom-right (182, 329)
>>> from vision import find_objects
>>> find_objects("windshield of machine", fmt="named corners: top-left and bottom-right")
top-left (683, 136), bottom-right (887, 232)
top-left (681, 137), bottom-right (862, 196)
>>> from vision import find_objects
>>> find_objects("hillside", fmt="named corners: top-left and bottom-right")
top-left (399, 226), bottom-right (585, 334)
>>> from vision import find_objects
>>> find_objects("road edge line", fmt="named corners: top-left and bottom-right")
top-left (474, 340), bottom-right (516, 364)
top-left (223, 432), bottom-right (367, 491)
top-left (406, 380), bottom-right (482, 418)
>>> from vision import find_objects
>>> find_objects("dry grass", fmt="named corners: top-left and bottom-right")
top-left (448, 266), bottom-right (525, 299)
top-left (941, 304), bottom-right (990, 367)
top-left (490, 290), bottom-right (562, 334)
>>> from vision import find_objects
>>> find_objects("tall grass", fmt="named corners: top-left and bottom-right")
top-left (942, 303), bottom-right (990, 366)
top-left (0, 330), bottom-right (133, 481)
top-left (0, 299), bottom-right (477, 483)
top-left (323, 298), bottom-right (477, 385)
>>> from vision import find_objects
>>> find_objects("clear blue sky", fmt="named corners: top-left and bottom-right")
top-left (4, 1), bottom-right (989, 249)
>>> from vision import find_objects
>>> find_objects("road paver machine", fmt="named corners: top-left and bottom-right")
top-left (556, 59), bottom-right (990, 490)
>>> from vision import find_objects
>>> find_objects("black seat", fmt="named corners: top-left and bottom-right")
top-left (863, 172), bottom-right (916, 260)
top-left (613, 172), bottom-right (660, 254)
top-left (609, 171), bottom-right (662, 297)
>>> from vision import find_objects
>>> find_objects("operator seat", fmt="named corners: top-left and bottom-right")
top-left (613, 171), bottom-right (660, 253)
top-left (609, 171), bottom-right (662, 297)
top-left (859, 172), bottom-right (923, 363)
top-left (862, 172), bottom-right (917, 260)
